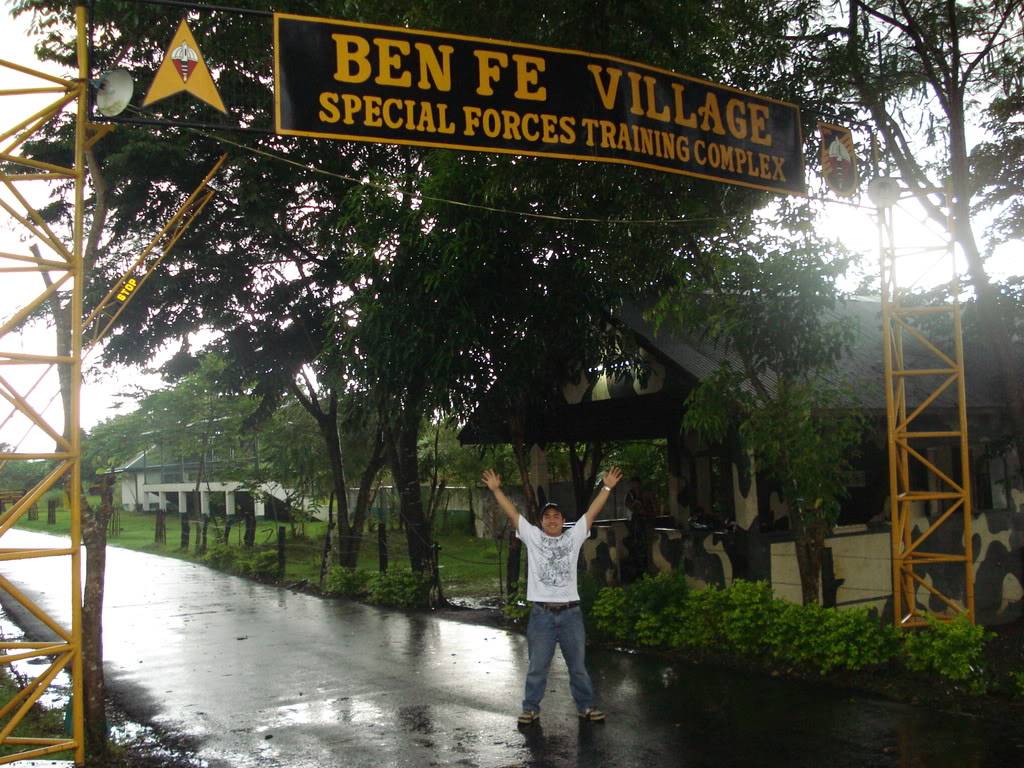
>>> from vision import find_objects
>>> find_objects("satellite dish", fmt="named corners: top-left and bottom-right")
top-left (867, 176), bottom-right (901, 209)
top-left (95, 70), bottom-right (134, 117)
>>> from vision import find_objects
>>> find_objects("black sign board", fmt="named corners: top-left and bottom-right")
top-left (274, 13), bottom-right (805, 195)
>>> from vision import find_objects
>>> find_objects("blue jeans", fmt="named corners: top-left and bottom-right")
top-left (522, 605), bottom-right (594, 713)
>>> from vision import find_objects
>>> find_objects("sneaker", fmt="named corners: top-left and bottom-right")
top-left (517, 710), bottom-right (540, 725)
top-left (578, 707), bottom-right (606, 721)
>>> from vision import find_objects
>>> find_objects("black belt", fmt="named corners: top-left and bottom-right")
top-left (533, 601), bottom-right (580, 613)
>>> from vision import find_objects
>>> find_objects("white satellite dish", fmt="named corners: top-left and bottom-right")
top-left (95, 70), bottom-right (134, 117)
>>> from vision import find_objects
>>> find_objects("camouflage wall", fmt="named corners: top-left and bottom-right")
top-left (579, 479), bottom-right (1024, 626)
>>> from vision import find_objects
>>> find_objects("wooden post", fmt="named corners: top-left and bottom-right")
top-left (277, 526), bottom-right (286, 581)
top-left (378, 521), bottom-right (388, 573)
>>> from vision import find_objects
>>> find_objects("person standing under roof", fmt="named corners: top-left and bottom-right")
top-left (481, 465), bottom-right (623, 725)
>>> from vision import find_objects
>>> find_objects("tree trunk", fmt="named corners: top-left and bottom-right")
top-left (179, 511), bottom-right (190, 550)
top-left (155, 508), bottom-right (166, 544)
top-left (318, 492), bottom-right (334, 590)
top-left (344, 428), bottom-right (386, 568)
top-left (81, 476), bottom-right (113, 760)
top-left (792, 513), bottom-right (828, 606)
top-left (243, 506), bottom-right (256, 549)
top-left (386, 416), bottom-right (432, 573)
top-left (569, 442), bottom-right (604, 519)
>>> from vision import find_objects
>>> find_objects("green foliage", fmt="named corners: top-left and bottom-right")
top-left (502, 587), bottom-right (531, 625)
top-left (767, 601), bottom-right (900, 674)
top-left (591, 577), bottom-right (900, 675)
top-left (1009, 670), bottom-right (1024, 699)
top-left (592, 572), bottom-right (690, 646)
top-left (202, 543), bottom-right (239, 572)
top-left (238, 549), bottom-right (280, 581)
top-left (719, 579), bottom-right (778, 655)
top-left (325, 566), bottom-right (372, 598)
top-left (366, 570), bottom-right (431, 610)
top-left (902, 615), bottom-right (992, 694)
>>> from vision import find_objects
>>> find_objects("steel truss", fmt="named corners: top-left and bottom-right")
top-left (0, 5), bottom-right (89, 763)
top-left (880, 192), bottom-right (975, 627)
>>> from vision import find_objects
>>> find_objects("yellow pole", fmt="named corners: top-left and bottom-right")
top-left (70, 3), bottom-right (87, 764)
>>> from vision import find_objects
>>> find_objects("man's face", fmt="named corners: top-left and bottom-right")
top-left (541, 506), bottom-right (564, 536)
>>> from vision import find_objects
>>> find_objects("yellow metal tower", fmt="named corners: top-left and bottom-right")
top-left (877, 183), bottom-right (976, 627)
top-left (0, 4), bottom-right (89, 763)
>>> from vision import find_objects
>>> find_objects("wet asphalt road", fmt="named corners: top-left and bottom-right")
top-left (2, 529), bottom-right (1023, 768)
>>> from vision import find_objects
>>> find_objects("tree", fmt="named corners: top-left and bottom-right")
top-left (800, 1), bottom-right (1024, 471)
top-left (660, 205), bottom-right (865, 604)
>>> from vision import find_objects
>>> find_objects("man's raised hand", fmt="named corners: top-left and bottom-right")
top-left (602, 466), bottom-right (624, 490)
top-left (482, 469), bottom-right (502, 491)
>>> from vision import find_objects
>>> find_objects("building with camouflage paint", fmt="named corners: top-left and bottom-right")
top-left (463, 298), bottom-right (1023, 625)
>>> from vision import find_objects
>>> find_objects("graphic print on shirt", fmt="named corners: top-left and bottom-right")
top-left (538, 534), bottom-right (574, 588)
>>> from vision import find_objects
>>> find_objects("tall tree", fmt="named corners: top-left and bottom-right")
top-left (660, 204), bottom-right (864, 604)
top-left (800, 1), bottom-right (1024, 471)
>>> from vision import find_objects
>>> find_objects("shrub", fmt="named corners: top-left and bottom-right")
top-left (591, 573), bottom-right (690, 647)
top-left (324, 567), bottom-right (372, 598)
top-left (202, 543), bottom-right (239, 572)
top-left (366, 570), bottom-right (431, 609)
top-left (502, 588), bottom-right (530, 625)
top-left (591, 586), bottom-right (630, 641)
top-left (719, 580), bottom-right (777, 656)
top-left (630, 573), bottom-right (690, 647)
top-left (239, 549), bottom-right (280, 581)
top-left (767, 601), bottom-right (899, 675)
top-left (902, 614), bottom-right (991, 694)
top-left (670, 585), bottom-right (726, 650)
top-left (1008, 670), bottom-right (1024, 699)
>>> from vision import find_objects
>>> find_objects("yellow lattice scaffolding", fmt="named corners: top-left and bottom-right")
top-left (878, 185), bottom-right (976, 627)
top-left (0, 5), bottom-right (89, 763)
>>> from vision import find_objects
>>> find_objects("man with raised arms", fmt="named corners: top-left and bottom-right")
top-left (481, 465), bottom-right (623, 725)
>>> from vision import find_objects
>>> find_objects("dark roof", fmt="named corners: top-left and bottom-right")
top-left (619, 296), bottom-right (1006, 412)
top-left (460, 296), bottom-right (1010, 446)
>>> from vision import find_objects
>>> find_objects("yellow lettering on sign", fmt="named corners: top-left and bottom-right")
top-left (749, 103), bottom-right (772, 146)
top-left (332, 34), bottom-right (372, 83)
top-left (697, 93), bottom-right (725, 136)
top-left (587, 65), bottom-right (623, 110)
top-left (374, 38), bottom-right (411, 87)
top-left (725, 99), bottom-right (748, 140)
top-left (475, 50), bottom-right (509, 96)
top-left (671, 84), bottom-right (697, 128)
top-left (512, 54), bottom-right (547, 101)
top-left (415, 43), bottom-right (453, 91)
top-left (319, 92), bottom-right (340, 123)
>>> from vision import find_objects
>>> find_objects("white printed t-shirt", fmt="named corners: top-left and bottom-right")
top-left (516, 516), bottom-right (590, 602)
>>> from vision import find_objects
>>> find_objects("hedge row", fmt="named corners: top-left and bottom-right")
top-left (588, 574), bottom-right (993, 693)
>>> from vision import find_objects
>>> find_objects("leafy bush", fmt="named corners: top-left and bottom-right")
top-left (669, 585), bottom-right (727, 650)
top-left (902, 614), bottom-right (991, 693)
top-left (720, 579), bottom-right (777, 656)
top-left (1008, 670), bottom-right (1024, 699)
top-left (366, 570), bottom-right (431, 609)
top-left (202, 543), bottom-right (239, 572)
top-left (239, 549), bottom-right (280, 581)
top-left (591, 586), bottom-right (630, 641)
top-left (592, 572), bottom-right (690, 646)
top-left (767, 601), bottom-right (899, 674)
top-left (325, 567), bottom-right (372, 598)
top-left (502, 588), bottom-right (530, 625)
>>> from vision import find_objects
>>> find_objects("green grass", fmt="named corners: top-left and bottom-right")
top-left (16, 492), bottom-right (505, 599)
